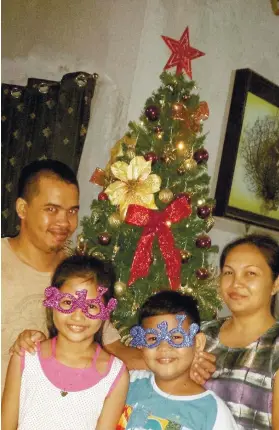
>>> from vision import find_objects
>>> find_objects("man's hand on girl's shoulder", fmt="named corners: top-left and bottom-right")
top-left (9, 330), bottom-right (46, 356)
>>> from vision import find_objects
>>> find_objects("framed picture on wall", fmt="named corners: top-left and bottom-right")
top-left (214, 68), bottom-right (279, 231)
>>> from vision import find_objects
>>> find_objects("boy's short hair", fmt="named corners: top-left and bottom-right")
top-left (138, 290), bottom-right (200, 327)
top-left (18, 159), bottom-right (79, 202)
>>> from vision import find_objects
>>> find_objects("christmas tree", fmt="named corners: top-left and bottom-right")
top-left (81, 29), bottom-right (221, 340)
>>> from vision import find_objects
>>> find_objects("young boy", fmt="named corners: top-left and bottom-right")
top-left (117, 291), bottom-right (237, 430)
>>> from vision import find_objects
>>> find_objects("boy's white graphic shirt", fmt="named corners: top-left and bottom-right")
top-left (117, 370), bottom-right (238, 430)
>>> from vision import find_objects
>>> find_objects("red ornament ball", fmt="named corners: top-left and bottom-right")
top-left (98, 191), bottom-right (109, 201)
top-left (195, 235), bottom-right (211, 249)
top-left (176, 192), bottom-right (192, 205)
top-left (196, 267), bottom-right (209, 280)
top-left (145, 105), bottom-right (160, 121)
top-left (144, 151), bottom-right (158, 165)
top-left (193, 148), bottom-right (209, 164)
top-left (197, 205), bottom-right (211, 219)
top-left (98, 232), bottom-right (111, 246)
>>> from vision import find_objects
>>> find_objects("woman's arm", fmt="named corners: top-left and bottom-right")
top-left (96, 368), bottom-right (129, 430)
top-left (273, 371), bottom-right (279, 430)
top-left (1, 353), bottom-right (22, 430)
top-left (190, 351), bottom-right (216, 385)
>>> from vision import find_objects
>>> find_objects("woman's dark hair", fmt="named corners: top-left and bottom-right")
top-left (138, 290), bottom-right (200, 328)
top-left (46, 255), bottom-right (116, 345)
top-left (220, 234), bottom-right (279, 314)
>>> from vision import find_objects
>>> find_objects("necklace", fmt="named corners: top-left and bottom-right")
top-left (51, 337), bottom-right (96, 397)
top-left (58, 360), bottom-right (92, 397)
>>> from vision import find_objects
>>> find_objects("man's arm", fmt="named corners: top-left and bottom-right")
top-left (9, 327), bottom-right (215, 381)
top-left (104, 340), bottom-right (147, 370)
top-left (10, 325), bottom-right (147, 369)
top-left (102, 321), bottom-right (148, 370)
top-left (9, 330), bottom-right (46, 356)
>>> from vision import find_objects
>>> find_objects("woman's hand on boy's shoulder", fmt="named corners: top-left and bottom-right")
top-left (9, 330), bottom-right (46, 356)
top-left (190, 351), bottom-right (216, 385)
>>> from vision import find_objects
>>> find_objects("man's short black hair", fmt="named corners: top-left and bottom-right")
top-left (138, 290), bottom-right (201, 327)
top-left (18, 159), bottom-right (79, 201)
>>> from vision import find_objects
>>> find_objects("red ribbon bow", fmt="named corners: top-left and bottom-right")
top-left (125, 196), bottom-right (192, 290)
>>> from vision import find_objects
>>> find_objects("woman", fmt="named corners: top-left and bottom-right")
top-left (201, 234), bottom-right (279, 429)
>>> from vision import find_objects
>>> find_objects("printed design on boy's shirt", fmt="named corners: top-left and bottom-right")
top-left (117, 404), bottom-right (133, 429)
top-left (117, 404), bottom-right (189, 430)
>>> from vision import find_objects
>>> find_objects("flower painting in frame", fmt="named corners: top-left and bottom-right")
top-left (215, 69), bottom-right (279, 231)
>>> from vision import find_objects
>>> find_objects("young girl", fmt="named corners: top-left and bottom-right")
top-left (117, 290), bottom-right (238, 429)
top-left (1, 255), bottom-right (129, 430)
top-left (202, 234), bottom-right (279, 429)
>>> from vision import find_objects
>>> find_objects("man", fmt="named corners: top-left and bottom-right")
top-left (1, 159), bottom-right (145, 392)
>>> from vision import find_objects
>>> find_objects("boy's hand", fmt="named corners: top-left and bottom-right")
top-left (9, 330), bottom-right (46, 356)
top-left (190, 351), bottom-right (216, 385)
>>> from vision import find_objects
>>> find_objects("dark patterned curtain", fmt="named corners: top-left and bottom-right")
top-left (1, 71), bottom-right (98, 237)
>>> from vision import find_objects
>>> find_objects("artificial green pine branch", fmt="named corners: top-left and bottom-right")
top-left (81, 71), bottom-right (221, 333)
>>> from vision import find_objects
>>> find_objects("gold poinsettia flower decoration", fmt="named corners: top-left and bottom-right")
top-left (105, 156), bottom-right (161, 219)
top-left (105, 134), bottom-right (137, 175)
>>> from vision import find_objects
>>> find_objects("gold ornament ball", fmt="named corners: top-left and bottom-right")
top-left (108, 212), bottom-right (122, 228)
top-left (184, 158), bottom-right (197, 171)
top-left (76, 234), bottom-right (87, 255)
top-left (181, 250), bottom-right (191, 263)
top-left (205, 216), bottom-right (215, 232)
top-left (159, 188), bottom-right (174, 204)
top-left (177, 158), bottom-right (196, 175)
top-left (90, 251), bottom-right (105, 261)
top-left (114, 281), bottom-right (126, 297)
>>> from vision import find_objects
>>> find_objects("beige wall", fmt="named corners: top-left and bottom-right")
top-left (2, 0), bottom-right (147, 99)
top-left (2, 0), bottom-right (279, 273)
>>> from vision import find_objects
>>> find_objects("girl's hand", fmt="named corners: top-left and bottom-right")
top-left (9, 330), bottom-right (46, 356)
top-left (190, 351), bottom-right (216, 385)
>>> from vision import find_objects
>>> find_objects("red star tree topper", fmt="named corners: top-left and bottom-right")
top-left (162, 27), bottom-right (205, 79)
